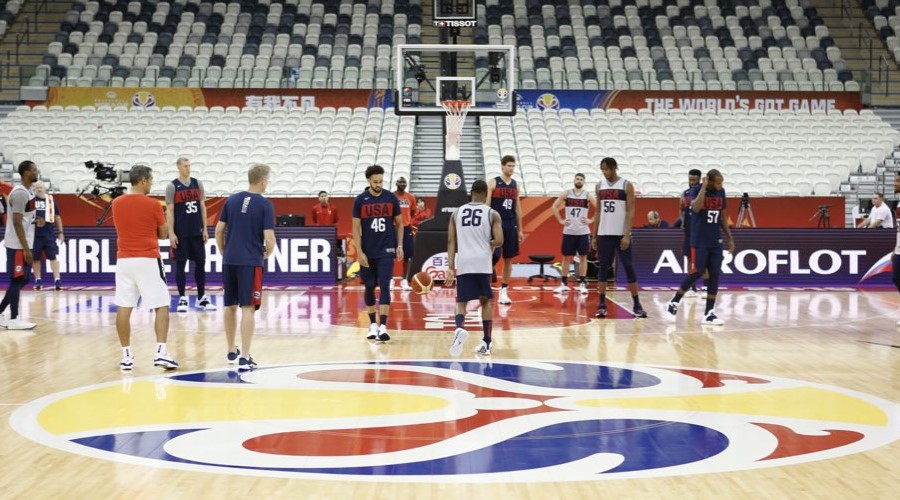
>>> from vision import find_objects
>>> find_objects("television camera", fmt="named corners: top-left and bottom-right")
top-left (81, 161), bottom-right (131, 225)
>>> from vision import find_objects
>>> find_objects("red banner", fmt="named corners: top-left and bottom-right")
top-left (602, 91), bottom-right (862, 113)
top-left (199, 89), bottom-right (372, 109)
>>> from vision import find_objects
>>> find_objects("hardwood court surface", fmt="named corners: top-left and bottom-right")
top-left (1, 282), bottom-right (898, 498)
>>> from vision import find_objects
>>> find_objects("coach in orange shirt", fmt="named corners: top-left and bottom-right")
top-left (111, 165), bottom-right (178, 372)
top-left (394, 177), bottom-right (417, 291)
top-left (311, 190), bottom-right (338, 226)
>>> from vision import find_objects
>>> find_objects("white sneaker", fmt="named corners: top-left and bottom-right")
top-left (498, 287), bottom-right (512, 304)
top-left (153, 352), bottom-right (179, 370)
top-left (0, 314), bottom-right (7, 328)
top-left (196, 295), bottom-right (217, 311)
top-left (176, 296), bottom-right (189, 313)
top-left (578, 282), bottom-right (589, 294)
top-left (703, 310), bottom-right (724, 326)
top-left (700, 286), bottom-right (708, 299)
top-left (366, 323), bottom-right (378, 340)
top-left (400, 279), bottom-right (413, 291)
top-left (553, 284), bottom-right (569, 294)
top-left (6, 318), bottom-right (36, 330)
top-left (377, 324), bottom-right (390, 342)
top-left (450, 327), bottom-right (469, 357)
top-left (119, 356), bottom-right (134, 372)
top-left (684, 289), bottom-right (697, 298)
top-left (475, 340), bottom-right (492, 355)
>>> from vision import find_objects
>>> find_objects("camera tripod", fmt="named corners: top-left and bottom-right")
top-left (809, 206), bottom-right (831, 228)
top-left (736, 200), bottom-right (756, 228)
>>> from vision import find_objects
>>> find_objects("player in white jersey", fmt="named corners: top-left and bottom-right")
top-left (551, 173), bottom-right (596, 294)
top-left (1, 161), bottom-right (39, 330)
top-left (591, 157), bottom-right (647, 319)
top-left (446, 180), bottom-right (504, 356)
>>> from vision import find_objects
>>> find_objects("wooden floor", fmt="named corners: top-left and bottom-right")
top-left (1, 282), bottom-right (899, 498)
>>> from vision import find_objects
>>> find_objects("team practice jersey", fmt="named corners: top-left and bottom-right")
top-left (563, 188), bottom-right (590, 236)
top-left (396, 191), bottom-right (416, 227)
top-left (454, 203), bottom-right (495, 275)
top-left (34, 195), bottom-right (60, 239)
top-left (490, 176), bottom-right (518, 221)
top-left (4, 184), bottom-right (36, 249)
top-left (682, 185), bottom-right (700, 234)
top-left (219, 191), bottom-right (275, 266)
top-left (353, 189), bottom-right (401, 258)
top-left (167, 177), bottom-right (205, 237)
top-left (596, 177), bottom-right (628, 236)
top-left (690, 187), bottom-right (727, 247)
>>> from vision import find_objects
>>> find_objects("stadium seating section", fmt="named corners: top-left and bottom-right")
top-left (0, 0), bottom-right (22, 41)
top-left (864, 0), bottom-right (900, 65)
top-left (0, 105), bottom-right (414, 196)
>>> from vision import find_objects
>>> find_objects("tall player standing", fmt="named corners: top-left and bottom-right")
top-left (446, 180), bottom-right (504, 356)
top-left (486, 155), bottom-right (524, 305)
top-left (0, 161), bottom-right (39, 330)
top-left (666, 169), bottom-right (734, 325)
top-left (591, 157), bottom-right (647, 318)
top-left (353, 165), bottom-right (403, 342)
top-left (167, 157), bottom-right (216, 312)
top-left (681, 169), bottom-right (704, 297)
top-left (393, 176), bottom-right (417, 291)
top-left (551, 172), bottom-right (596, 294)
top-left (31, 181), bottom-right (64, 291)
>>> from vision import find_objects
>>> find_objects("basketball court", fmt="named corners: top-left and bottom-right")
top-left (1, 283), bottom-right (899, 497)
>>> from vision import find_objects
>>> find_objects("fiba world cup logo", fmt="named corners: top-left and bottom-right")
top-left (443, 173), bottom-right (462, 190)
top-left (131, 91), bottom-right (157, 110)
top-left (536, 93), bottom-right (560, 110)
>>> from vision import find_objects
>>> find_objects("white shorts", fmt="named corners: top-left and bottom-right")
top-left (115, 257), bottom-right (170, 309)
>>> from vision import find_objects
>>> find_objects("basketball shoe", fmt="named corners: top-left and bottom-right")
top-left (578, 282), bottom-right (589, 294)
top-left (6, 318), bottom-right (36, 330)
top-left (238, 356), bottom-right (258, 372)
top-left (197, 295), bottom-right (217, 311)
top-left (400, 279), bottom-right (413, 291)
top-left (450, 328), bottom-right (469, 357)
top-left (227, 347), bottom-right (240, 364)
top-left (667, 301), bottom-right (679, 316)
top-left (594, 305), bottom-right (607, 317)
top-left (475, 340), bottom-right (492, 355)
top-left (33, 279), bottom-right (42, 290)
top-left (176, 296), bottom-right (189, 312)
top-left (553, 284), bottom-right (569, 294)
top-left (153, 353), bottom-right (179, 370)
top-left (498, 287), bottom-right (512, 304)
top-left (119, 356), bottom-right (134, 372)
top-left (366, 323), bottom-right (378, 340)
top-left (377, 324), bottom-right (391, 342)
top-left (703, 310), bottom-right (724, 326)
top-left (633, 306), bottom-right (648, 318)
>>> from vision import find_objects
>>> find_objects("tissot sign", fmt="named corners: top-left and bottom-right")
top-left (631, 229), bottom-right (895, 287)
top-left (0, 227), bottom-right (337, 286)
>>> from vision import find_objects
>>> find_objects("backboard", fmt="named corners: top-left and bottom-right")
top-left (394, 44), bottom-right (516, 116)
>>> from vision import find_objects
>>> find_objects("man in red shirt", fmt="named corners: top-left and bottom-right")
top-left (411, 198), bottom-right (432, 233)
top-left (311, 190), bottom-right (338, 226)
top-left (111, 164), bottom-right (178, 372)
top-left (394, 177), bottom-right (417, 291)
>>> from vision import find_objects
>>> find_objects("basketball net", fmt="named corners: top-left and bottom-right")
top-left (442, 100), bottom-right (471, 161)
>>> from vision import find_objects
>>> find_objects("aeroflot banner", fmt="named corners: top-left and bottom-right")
top-left (630, 229), bottom-right (895, 287)
top-left (0, 227), bottom-right (337, 286)
top-left (515, 90), bottom-right (862, 113)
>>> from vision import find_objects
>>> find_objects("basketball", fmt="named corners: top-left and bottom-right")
top-left (411, 271), bottom-right (434, 295)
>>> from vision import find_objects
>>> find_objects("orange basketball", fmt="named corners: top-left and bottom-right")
top-left (411, 271), bottom-right (434, 295)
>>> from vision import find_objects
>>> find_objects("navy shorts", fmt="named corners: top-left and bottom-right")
top-left (561, 234), bottom-right (590, 256)
top-left (493, 219), bottom-right (519, 259)
top-left (690, 246), bottom-right (724, 276)
top-left (456, 273), bottom-right (493, 302)
top-left (359, 256), bottom-right (394, 288)
top-left (597, 235), bottom-right (637, 283)
top-left (33, 236), bottom-right (59, 261)
top-left (171, 234), bottom-right (206, 262)
top-left (223, 264), bottom-right (263, 309)
top-left (6, 247), bottom-right (32, 284)
top-left (402, 226), bottom-right (415, 259)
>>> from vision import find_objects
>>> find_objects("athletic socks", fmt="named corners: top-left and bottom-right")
top-left (380, 314), bottom-right (389, 326)
top-left (672, 291), bottom-right (685, 303)
top-left (123, 346), bottom-right (132, 358)
top-left (368, 312), bottom-right (376, 324)
top-left (501, 283), bottom-right (508, 289)
top-left (156, 343), bottom-right (167, 354)
top-left (705, 297), bottom-right (715, 314)
top-left (455, 314), bottom-right (465, 329)
top-left (578, 276), bottom-right (586, 284)
top-left (482, 320), bottom-right (493, 343)
top-left (561, 276), bottom-right (568, 286)
top-left (598, 293), bottom-right (606, 306)
top-left (632, 295), bottom-right (641, 308)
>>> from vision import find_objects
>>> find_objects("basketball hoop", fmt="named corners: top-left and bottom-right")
top-left (441, 100), bottom-right (471, 161)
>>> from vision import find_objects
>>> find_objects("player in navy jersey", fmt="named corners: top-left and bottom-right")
top-left (352, 164), bottom-right (404, 342)
top-left (667, 169), bottom-right (735, 325)
top-left (166, 157), bottom-right (215, 312)
top-left (681, 169), bottom-right (704, 296)
top-left (30, 181), bottom-right (64, 291)
top-left (215, 164), bottom-right (276, 372)
top-left (486, 155), bottom-right (524, 305)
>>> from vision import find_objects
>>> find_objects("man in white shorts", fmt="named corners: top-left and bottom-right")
top-left (111, 164), bottom-right (178, 372)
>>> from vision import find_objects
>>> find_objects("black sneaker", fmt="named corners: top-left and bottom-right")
top-left (227, 347), bottom-right (240, 365)
top-left (667, 301), bottom-right (679, 316)
top-left (238, 356), bottom-right (258, 372)
top-left (594, 305), bottom-right (607, 318)
top-left (34, 279), bottom-right (42, 290)
top-left (633, 306), bottom-right (648, 318)
top-left (54, 279), bottom-right (62, 291)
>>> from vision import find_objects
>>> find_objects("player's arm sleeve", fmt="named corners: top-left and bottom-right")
top-left (165, 182), bottom-right (175, 204)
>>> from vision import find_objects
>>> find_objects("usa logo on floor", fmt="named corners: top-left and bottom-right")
top-left (11, 360), bottom-right (899, 482)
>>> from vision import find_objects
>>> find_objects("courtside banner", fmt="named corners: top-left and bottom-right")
top-left (514, 90), bottom-right (861, 113)
top-left (35, 88), bottom-right (374, 110)
top-left (0, 226), bottom-right (337, 286)
top-left (629, 229), bottom-right (895, 287)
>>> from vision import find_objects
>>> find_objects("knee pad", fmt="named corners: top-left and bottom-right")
top-left (364, 286), bottom-right (376, 306)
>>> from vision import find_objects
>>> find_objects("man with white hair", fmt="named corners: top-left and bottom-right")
top-left (31, 181), bottom-right (65, 291)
